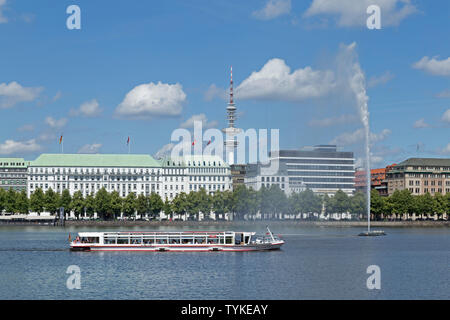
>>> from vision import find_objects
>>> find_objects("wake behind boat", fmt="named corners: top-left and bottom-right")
top-left (69, 227), bottom-right (284, 252)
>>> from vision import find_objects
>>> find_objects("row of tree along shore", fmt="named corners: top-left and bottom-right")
top-left (0, 186), bottom-right (449, 221)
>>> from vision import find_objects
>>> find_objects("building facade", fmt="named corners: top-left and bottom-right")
top-left (161, 155), bottom-right (232, 200)
top-left (0, 158), bottom-right (29, 192)
top-left (28, 154), bottom-right (232, 201)
top-left (230, 164), bottom-right (247, 190)
top-left (244, 162), bottom-right (306, 196)
top-left (355, 164), bottom-right (396, 196)
top-left (268, 145), bottom-right (355, 196)
top-left (28, 154), bottom-right (163, 198)
top-left (386, 158), bottom-right (450, 196)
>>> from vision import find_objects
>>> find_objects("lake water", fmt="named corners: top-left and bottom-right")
top-left (0, 224), bottom-right (448, 300)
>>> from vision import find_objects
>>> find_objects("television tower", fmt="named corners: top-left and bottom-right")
top-left (222, 66), bottom-right (242, 165)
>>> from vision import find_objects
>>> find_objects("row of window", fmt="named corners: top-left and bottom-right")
top-left (408, 187), bottom-right (450, 194)
top-left (409, 180), bottom-right (450, 186)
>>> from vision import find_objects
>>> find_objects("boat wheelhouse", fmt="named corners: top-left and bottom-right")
top-left (70, 227), bottom-right (284, 252)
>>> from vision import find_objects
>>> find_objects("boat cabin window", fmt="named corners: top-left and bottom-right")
top-left (117, 238), bottom-right (129, 244)
top-left (80, 237), bottom-right (99, 244)
top-left (225, 236), bottom-right (233, 244)
top-left (104, 237), bottom-right (116, 244)
top-left (207, 236), bottom-right (218, 244)
top-left (194, 237), bottom-right (206, 244)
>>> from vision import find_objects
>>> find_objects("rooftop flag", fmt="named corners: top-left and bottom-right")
top-left (127, 136), bottom-right (130, 145)
top-left (59, 135), bottom-right (63, 144)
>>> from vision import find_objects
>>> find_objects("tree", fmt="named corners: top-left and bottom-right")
top-left (5, 188), bottom-right (17, 214)
top-left (148, 193), bottom-right (163, 219)
top-left (197, 188), bottom-right (212, 220)
top-left (85, 192), bottom-right (96, 219)
top-left (71, 191), bottom-right (85, 219)
top-left (44, 188), bottom-right (60, 215)
top-left (95, 188), bottom-right (111, 220)
top-left (172, 192), bottom-right (188, 220)
top-left (109, 191), bottom-right (122, 220)
top-left (370, 189), bottom-right (384, 219)
top-left (390, 189), bottom-right (414, 220)
top-left (328, 190), bottom-right (350, 214)
top-left (30, 188), bottom-right (45, 216)
top-left (211, 191), bottom-right (226, 219)
top-left (60, 189), bottom-right (72, 215)
top-left (136, 194), bottom-right (148, 219)
top-left (163, 197), bottom-right (173, 220)
top-left (351, 192), bottom-right (367, 216)
top-left (433, 193), bottom-right (446, 220)
top-left (0, 188), bottom-right (6, 214)
top-left (122, 192), bottom-right (137, 219)
top-left (16, 190), bottom-right (29, 214)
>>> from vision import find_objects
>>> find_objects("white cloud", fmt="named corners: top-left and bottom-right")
top-left (367, 71), bottom-right (395, 88)
top-left (78, 143), bottom-right (102, 154)
top-left (440, 143), bottom-right (450, 154)
top-left (308, 114), bottom-right (358, 127)
top-left (236, 58), bottom-right (335, 102)
top-left (0, 81), bottom-right (43, 108)
top-left (252, 0), bottom-right (291, 20)
top-left (45, 116), bottom-right (67, 129)
top-left (17, 124), bottom-right (35, 132)
top-left (436, 89), bottom-right (450, 98)
top-left (0, 0), bottom-right (7, 24)
top-left (330, 128), bottom-right (391, 146)
top-left (180, 114), bottom-right (218, 129)
top-left (37, 133), bottom-right (57, 142)
top-left (70, 99), bottom-right (102, 117)
top-left (304, 0), bottom-right (417, 27)
top-left (52, 91), bottom-right (62, 102)
top-left (0, 139), bottom-right (41, 155)
top-left (413, 56), bottom-right (450, 76)
top-left (115, 82), bottom-right (186, 119)
top-left (413, 118), bottom-right (430, 128)
top-left (442, 109), bottom-right (450, 123)
top-left (204, 84), bottom-right (227, 101)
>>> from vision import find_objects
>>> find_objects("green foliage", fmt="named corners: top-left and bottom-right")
top-left (44, 188), bottom-right (60, 214)
top-left (109, 191), bottom-right (122, 219)
top-left (122, 192), bottom-right (137, 218)
top-left (95, 188), bottom-right (111, 220)
top-left (16, 190), bottom-right (29, 214)
top-left (30, 188), bottom-right (45, 215)
top-left (60, 189), bottom-right (72, 212)
top-left (148, 193), bottom-right (164, 218)
top-left (85, 193), bottom-right (96, 218)
top-left (5, 188), bottom-right (17, 213)
top-left (71, 191), bottom-right (85, 219)
top-left (0, 188), bottom-right (6, 213)
top-left (135, 194), bottom-right (148, 218)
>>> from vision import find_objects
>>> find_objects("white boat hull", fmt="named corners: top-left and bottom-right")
top-left (70, 242), bottom-right (284, 252)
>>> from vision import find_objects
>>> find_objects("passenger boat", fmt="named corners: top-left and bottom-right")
top-left (69, 227), bottom-right (284, 252)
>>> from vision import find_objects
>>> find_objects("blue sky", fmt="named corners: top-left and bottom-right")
top-left (0, 0), bottom-right (449, 168)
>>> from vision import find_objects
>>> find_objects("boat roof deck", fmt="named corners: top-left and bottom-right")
top-left (78, 231), bottom-right (245, 237)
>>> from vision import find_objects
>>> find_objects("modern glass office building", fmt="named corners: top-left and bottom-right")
top-left (268, 145), bottom-right (355, 196)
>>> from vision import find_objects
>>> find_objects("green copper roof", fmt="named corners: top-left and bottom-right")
top-left (397, 158), bottom-right (450, 167)
top-left (0, 158), bottom-right (28, 168)
top-left (31, 154), bottom-right (161, 168)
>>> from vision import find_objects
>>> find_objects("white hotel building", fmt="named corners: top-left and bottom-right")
top-left (27, 154), bottom-right (231, 201)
